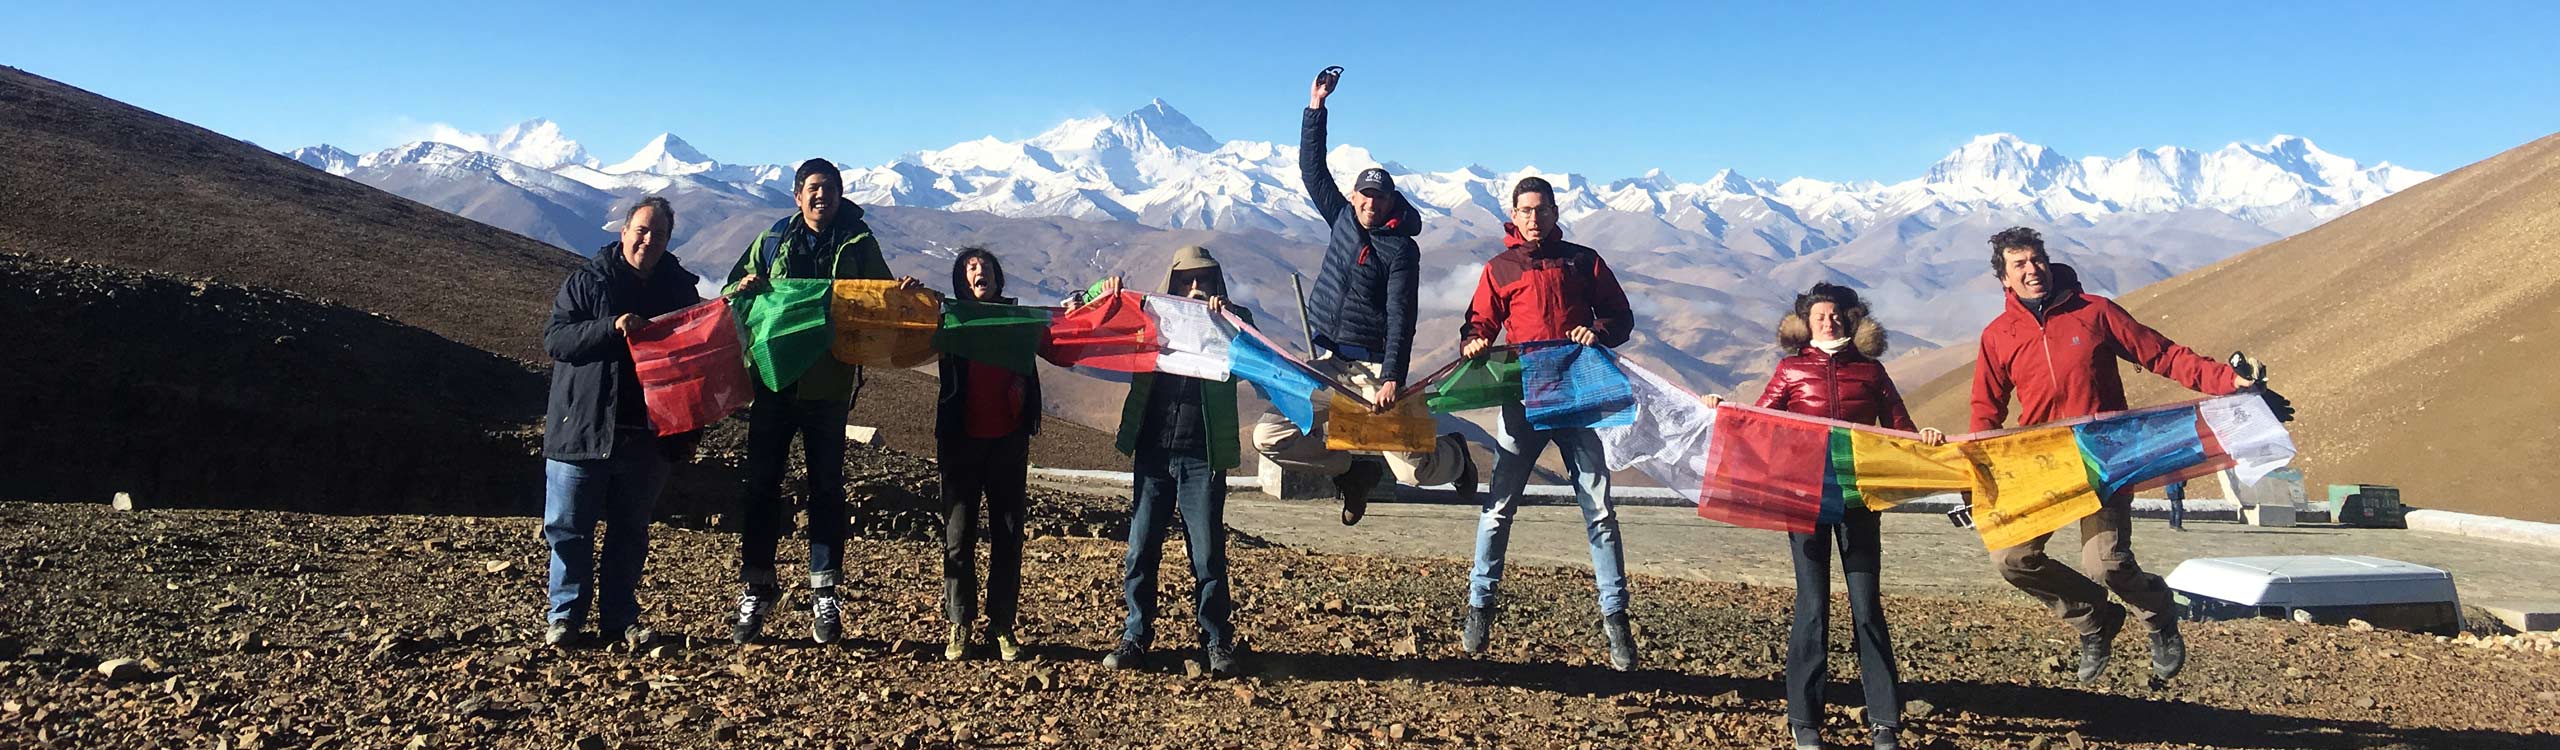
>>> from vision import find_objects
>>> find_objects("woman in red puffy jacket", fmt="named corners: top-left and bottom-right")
top-left (1712, 282), bottom-right (1943, 750)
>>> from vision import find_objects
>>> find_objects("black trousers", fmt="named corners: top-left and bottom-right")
top-left (940, 432), bottom-right (1032, 632)
top-left (1786, 507), bottom-right (1900, 730)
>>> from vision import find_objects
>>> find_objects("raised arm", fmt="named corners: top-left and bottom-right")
top-left (1300, 71), bottom-right (1349, 220)
top-left (2098, 298), bottom-right (2239, 396)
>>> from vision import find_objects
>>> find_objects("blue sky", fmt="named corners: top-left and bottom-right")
top-left (8, 1), bottom-right (2554, 182)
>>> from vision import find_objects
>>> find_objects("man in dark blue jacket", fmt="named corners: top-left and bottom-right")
top-left (1254, 67), bottom-right (1477, 526)
top-left (540, 197), bottom-right (700, 649)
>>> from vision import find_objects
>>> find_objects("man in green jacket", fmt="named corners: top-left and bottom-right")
top-left (725, 158), bottom-right (921, 645)
top-left (1074, 246), bottom-right (1250, 676)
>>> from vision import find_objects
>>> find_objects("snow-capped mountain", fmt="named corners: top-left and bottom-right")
top-left (414, 118), bottom-right (596, 171)
top-left (280, 102), bottom-right (2435, 405)
top-left (289, 101), bottom-right (2425, 257)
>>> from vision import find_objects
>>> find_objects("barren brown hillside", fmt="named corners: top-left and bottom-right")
top-left (0, 66), bottom-right (582, 362)
top-left (1907, 132), bottom-right (2560, 521)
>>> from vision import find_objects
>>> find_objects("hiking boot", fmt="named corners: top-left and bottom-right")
top-left (1205, 644), bottom-right (1242, 676)
top-left (1791, 724), bottom-right (1823, 750)
top-left (620, 624), bottom-right (657, 651)
top-left (2077, 604), bottom-right (2126, 683)
top-left (811, 589), bottom-right (843, 645)
top-left (1448, 436), bottom-right (1480, 505)
top-left (731, 586), bottom-right (777, 645)
top-left (2151, 621), bottom-right (2188, 682)
top-left (1870, 725), bottom-right (1901, 750)
top-left (1335, 461), bottom-right (1384, 526)
top-left (1602, 611), bottom-right (1638, 672)
top-left (1461, 606), bottom-right (1495, 654)
top-left (944, 623), bottom-right (970, 662)
top-left (1101, 640), bottom-right (1147, 670)
top-left (543, 621), bottom-right (577, 649)
top-left (992, 631), bottom-right (1025, 662)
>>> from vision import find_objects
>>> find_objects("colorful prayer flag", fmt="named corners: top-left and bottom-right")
top-left (1039, 290), bottom-right (1158, 372)
top-left (627, 298), bottom-right (754, 436)
top-left (1228, 329), bottom-right (1323, 431)
top-left (1325, 390), bottom-right (1438, 453)
top-left (829, 280), bottom-right (941, 367)
top-left (933, 300), bottom-right (1053, 375)
top-left (1428, 352), bottom-right (1522, 414)
top-left (1519, 342), bottom-right (1637, 430)
top-left (738, 279), bottom-right (835, 392)
top-left (1141, 295), bottom-right (1233, 381)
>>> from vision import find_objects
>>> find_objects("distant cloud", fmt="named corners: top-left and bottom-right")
top-left (1419, 262), bottom-right (1483, 317)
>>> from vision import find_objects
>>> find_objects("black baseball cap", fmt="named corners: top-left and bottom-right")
top-left (1353, 167), bottom-right (1395, 196)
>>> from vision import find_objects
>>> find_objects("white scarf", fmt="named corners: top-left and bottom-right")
top-left (1812, 337), bottom-right (1852, 354)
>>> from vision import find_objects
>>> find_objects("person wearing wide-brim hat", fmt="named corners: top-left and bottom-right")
top-left (1069, 245), bottom-right (1254, 677)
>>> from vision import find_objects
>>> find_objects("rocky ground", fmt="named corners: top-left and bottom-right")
top-left (4, 490), bottom-right (2557, 750)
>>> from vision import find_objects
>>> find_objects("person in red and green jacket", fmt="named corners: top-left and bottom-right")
top-left (722, 158), bottom-right (924, 647)
top-left (1969, 226), bottom-right (2294, 686)
top-left (1454, 176), bottom-right (1641, 672)
top-left (1067, 246), bottom-right (1251, 677)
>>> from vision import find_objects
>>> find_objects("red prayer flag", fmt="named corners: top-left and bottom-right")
top-left (1038, 290), bottom-right (1159, 372)
top-left (1698, 406), bottom-right (1832, 533)
top-left (628, 299), bottom-right (755, 437)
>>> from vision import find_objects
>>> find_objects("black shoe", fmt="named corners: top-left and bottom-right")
top-left (1101, 640), bottom-right (1147, 670)
top-left (1461, 606), bottom-right (1494, 655)
top-left (2077, 605), bottom-right (2125, 684)
top-left (1791, 725), bottom-right (1823, 750)
top-left (1334, 460), bottom-right (1384, 526)
top-left (1448, 437), bottom-right (1480, 505)
top-left (1871, 725), bottom-right (1901, 750)
top-left (2151, 622), bottom-right (2187, 681)
top-left (811, 590), bottom-right (842, 645)
top-left (1602, 611), bottom-right (1638, 672)
top-left (731, 586), bottom-right (777, 645)
top-left (1205, 644), bottom-right (1241, 676)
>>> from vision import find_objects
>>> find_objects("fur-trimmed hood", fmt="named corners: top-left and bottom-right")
top-left (1777, 314), bottom-right (1888, 359)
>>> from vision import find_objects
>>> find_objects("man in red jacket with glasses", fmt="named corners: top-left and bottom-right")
top-left (1970, 226), bottom-right (2293, 686)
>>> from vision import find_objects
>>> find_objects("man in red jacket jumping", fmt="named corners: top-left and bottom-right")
top-left (1455, 176), bottom-right (1642, 671)
top-left (1969, 226), bottom-right (2292, 685)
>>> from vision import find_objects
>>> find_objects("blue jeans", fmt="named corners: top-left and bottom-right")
top-left (739, 390), bottom-right (850, 589)
top-left (543, 431), bottom-right (671, 631)
top-left (1121, 442), bottom-right (1232, 649)
top-left (1469, 401), bottom-right (1629, 615)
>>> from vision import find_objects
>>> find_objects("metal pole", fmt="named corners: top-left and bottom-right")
top-left (1290, 272), bottom-right (1316, 358)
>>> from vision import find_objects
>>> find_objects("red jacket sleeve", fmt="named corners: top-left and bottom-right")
top-left (1969, 334), bottom-right (2013, 432)
top-left (1462, 262), bottom-right (1505, 342)
top-left (1877, 370), bottom-right (1919, 432)
top-left (1753, 367), bottom-right (1792, 411)
top-left (2096, 298), bottom-right (2238, 396)
top-left (1586, 254), bottom-right (1635, 348)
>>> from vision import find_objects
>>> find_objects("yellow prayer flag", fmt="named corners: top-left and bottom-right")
top-left (1842, 430), bottom-right (1974, 511)
top-left (1957, 428), bottom-right (2102, 551)
top-left (831, 280), bottom-right (943, 367)
top-left (1324, 391), bottom-right (1438, 453)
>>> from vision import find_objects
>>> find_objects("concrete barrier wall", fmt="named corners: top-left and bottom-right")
top-left (2406, 509), bottom-right (2560, 550)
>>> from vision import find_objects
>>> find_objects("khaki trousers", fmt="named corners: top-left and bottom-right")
top-left (1988, 495), bottom-right (2177, 637)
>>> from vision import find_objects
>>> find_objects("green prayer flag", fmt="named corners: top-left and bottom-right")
top-left (1428, 351), bottom-right (1523, 413)
top-left (739, 279), bottom-right (836, 392)
top-left (933, 300), bottom-right (1054, 375)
